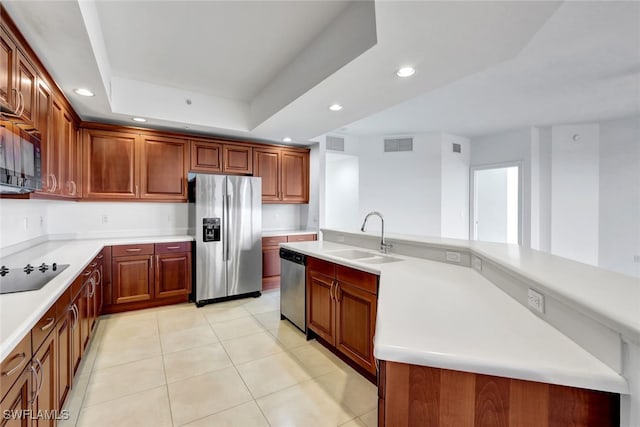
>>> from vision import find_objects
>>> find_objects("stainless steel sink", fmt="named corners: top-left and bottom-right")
top-left (326, 249), bottom-right (376, 260)
top-left (359, 255), bottom-right (403, 264)
top-left (326, 249), bottom-right (403, 264)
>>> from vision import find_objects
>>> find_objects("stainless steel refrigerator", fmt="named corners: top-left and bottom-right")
top-left (188, 174), bottom-right (262, 306)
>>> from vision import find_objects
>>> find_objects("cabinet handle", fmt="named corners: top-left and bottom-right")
top-left (1, 352), bottom-right (27, 377)
top-left (83, 271), bottom-right (91, 276)
top-left (40, 317), bottom-right (55, 331)
top-left (166, 246), bottom-right (180, 250)
top-left (51, 174), bottom-right (58, 193)
top-left (135, 184), bottom-right (139, 196)
top-left (71, 180), bottom-right (77, 195)
top-left (95, 269), bottom-right (102, 286)
top-left (90, 262), bottom-right (97, 268)
top-left (329, 280), bottom-right (336, 301)
top-left (96, 253), bottom-right (104, 259)
top-left (17, 92), bottom-right (25, 116)
top-left (126, 248), bottom-right (141, 252)
top-left (29, 358), bottom-right (43, 404)
top-left (335, 283), bottom-right (341, 302)
top-left (70, 304), bottom-right (78, 330)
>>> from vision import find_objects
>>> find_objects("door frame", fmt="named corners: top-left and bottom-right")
top-left (469, 161), bottom-right (523, 245)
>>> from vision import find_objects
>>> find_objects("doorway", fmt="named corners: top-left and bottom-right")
top-left (471, 163), bottom-right (522, 244)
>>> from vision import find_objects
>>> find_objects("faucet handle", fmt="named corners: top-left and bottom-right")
top-left (380, 242), bottom-right (393, 254)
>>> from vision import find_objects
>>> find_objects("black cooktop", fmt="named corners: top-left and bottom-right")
top-left (0, 263), bottom-right (69, 295)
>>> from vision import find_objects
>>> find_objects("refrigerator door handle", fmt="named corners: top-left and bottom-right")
top-left (225, 194), bottom-right (231, 261)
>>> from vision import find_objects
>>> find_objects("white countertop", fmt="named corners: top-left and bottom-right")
top-left (281, 240), bottom-right (629, 394)
top-left (0, 235), bottom-right (192, 361)
top-left (262, 229), bottom-right (318, 237)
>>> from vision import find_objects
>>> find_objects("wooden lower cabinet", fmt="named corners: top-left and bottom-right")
top-left (262, 233), bottom-right (316, 291)
top-left (112, 254), bottom-right (153, 304)
top-left (104, 242), bottom-right (192, 313)
top-left (0, 368), bottom-right (31, 427)
top-left (56, 306), bottom-right (72, 412)
top-left (70, 284), bottom-right (84, 376)
top-left (306, 257), bottom-right (379, 376)
top-left (378, 361), bottom-right (620, 427)
top-left (155, 252), bottom-right (191, 299)
top-left (31, 332), bottom-right (56, 427)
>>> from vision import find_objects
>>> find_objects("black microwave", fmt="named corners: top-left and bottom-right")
top-left (0, 119), bottom-right (41, 193)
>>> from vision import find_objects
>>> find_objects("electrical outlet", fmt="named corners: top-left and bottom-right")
top-left (472, 257), bottom-right (482, 272)
top-left (101, 215), bottom-right (109, 224)
top-left (446, 251), bottom-right (461, 263)
top-left (528, 289), bottom-right (545, 314)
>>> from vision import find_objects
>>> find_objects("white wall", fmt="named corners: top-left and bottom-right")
top-left (470, 127), bottom-right (533, 248)
top-left (262, 204), bottom-right (302, 231)
top-left (325, 153), bottom-right (359, 230)
top-left (551, 124), bottom-right (600, 266)
top-left (441, 134), bottom-right (470, 239)
top-left (598, 116), bottom-right (640, 277)
top-left (46, 201), bottom-right (189, 238)
top-left (0, 200), bottom-right (49, 251)
top-left (357, 133), bottom-right (442, 236)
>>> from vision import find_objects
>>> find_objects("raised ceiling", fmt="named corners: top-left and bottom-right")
top-left (5, 1), bottom-right (636, 145)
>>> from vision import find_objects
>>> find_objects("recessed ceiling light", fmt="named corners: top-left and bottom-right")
top-left (73, 88), bottom-right (95, 97)
top-left (329, 104), bottom-right (343, 111)
top-left (283, 137), bottom-right (292, 143)
top-left (132, 117), bottom-right (147, 123)
top-left (396, 66), bottom-right (416, 77)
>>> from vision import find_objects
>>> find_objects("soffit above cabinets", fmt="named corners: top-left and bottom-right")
top-left (9, 2), bottom-right (636, 143)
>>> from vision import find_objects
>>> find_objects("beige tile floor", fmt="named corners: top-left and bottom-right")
top-left (59, 290), bottom-right (378, 427)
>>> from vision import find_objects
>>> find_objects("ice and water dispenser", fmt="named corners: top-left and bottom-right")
top-left (203, 218), bottom-right (221, 242)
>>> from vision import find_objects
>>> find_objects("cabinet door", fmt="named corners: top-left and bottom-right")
top-left (112, 255), bottom-right (153, 304)
top-left (253, 148), bottom-right (280, 202)
top-left (14, 50), bottom-right (36, 127)
top-left (281, 150), bottom-right (309, 203)
top-left (56, 307), bottom-right (72, 411)
top-left (222, 144), bottom-right (252, 174)
top-left (35, 78), bottom-right (53, 192)
top-left (155, 252), bottom-right (191, 298)
top-left (190, 140), bottom-right (222, 173)
top-left (58, 104), bottom-right (80, 197)
top-left (70, 291), bottom-right (83, 376)
top-left (83, 128), bottom-right (139, 199)
top-left (262, 247), bottom-right (281, 278)
top-left (0, 27), bottom-right (16, 110)
top-left (0, 367), bottom-right (30, 427)
top-left (32, 331), bottom-right (57, 427)
top-left (335, 282), bottom-right (377, 375)
top-left (140, 135), bottom-right (188, 200)
top-left (82, 279), bottom-right (93, 350)
top-left (307, 270), bottom-right (335, 344)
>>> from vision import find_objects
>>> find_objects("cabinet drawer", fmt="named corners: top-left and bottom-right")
top-left (336, 265), bottom-right (378, 295)
top-left (0, 333), bottom-right (30, 400)
top-left (155, 241), bottom-right (191, 254)
top-left (32, 304), bottom-right (57, 353)
top-left (112, 244), bottom-right (155, 257)
top-left (307, 257), bottom-right (336, 278)
top-left (55, 286), bottom-right (72, 322)
top-left (262, 236), bottom-right (287, 247)
top-left (287, 234), bottom-right (316, 242)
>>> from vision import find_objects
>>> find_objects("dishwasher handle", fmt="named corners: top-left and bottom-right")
top-left (279, 248), bottom-right (307, 266)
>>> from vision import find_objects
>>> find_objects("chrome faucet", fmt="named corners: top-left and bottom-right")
top-left (360, 211), bottom-right (392, 254)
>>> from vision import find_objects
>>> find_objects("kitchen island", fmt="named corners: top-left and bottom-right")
top-left (281, 229), bottom-right (639, 426)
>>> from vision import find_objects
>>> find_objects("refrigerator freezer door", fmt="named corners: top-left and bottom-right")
top-left (194, 174), bottom-right (227, 302)
top-left (226, 176), bottom-right (262, 296)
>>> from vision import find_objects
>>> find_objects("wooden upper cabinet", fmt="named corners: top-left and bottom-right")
top-left (83, 128), bottom-right (139, 199)
top-left (140, 135), bottom-right (188, 201)
top-left (253, 147), bottom-right (309, 204)
top-left (0, 26), bottom-right (16, 110)
top-left (15, 49), bottom-right (36, 127)
top-left (35, 78), bottom-right (52, 192)
top-left (253, 148), bottom-right (280, 201)
top-left (56, 98), bottom-right (80, 198)
top-left (281, 150), bottom-right (308, 203)
top-left (190, 140), bottom-right (222, 173)
top-left (223, 144), bottom-right (252, 174)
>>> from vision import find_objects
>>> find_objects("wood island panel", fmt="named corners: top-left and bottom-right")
top-left (379, 361), bottom-right (619, 427)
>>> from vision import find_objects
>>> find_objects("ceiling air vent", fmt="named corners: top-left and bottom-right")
top-left (452, 143), bottom-right (462, 153)
top-left (326, 136), bottom-right (345, 152)
top-left (384, 137), bottom-right (413, 152)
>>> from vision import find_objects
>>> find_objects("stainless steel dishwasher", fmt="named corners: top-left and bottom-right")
top-left (280, 248), bottom-right (307, 332)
